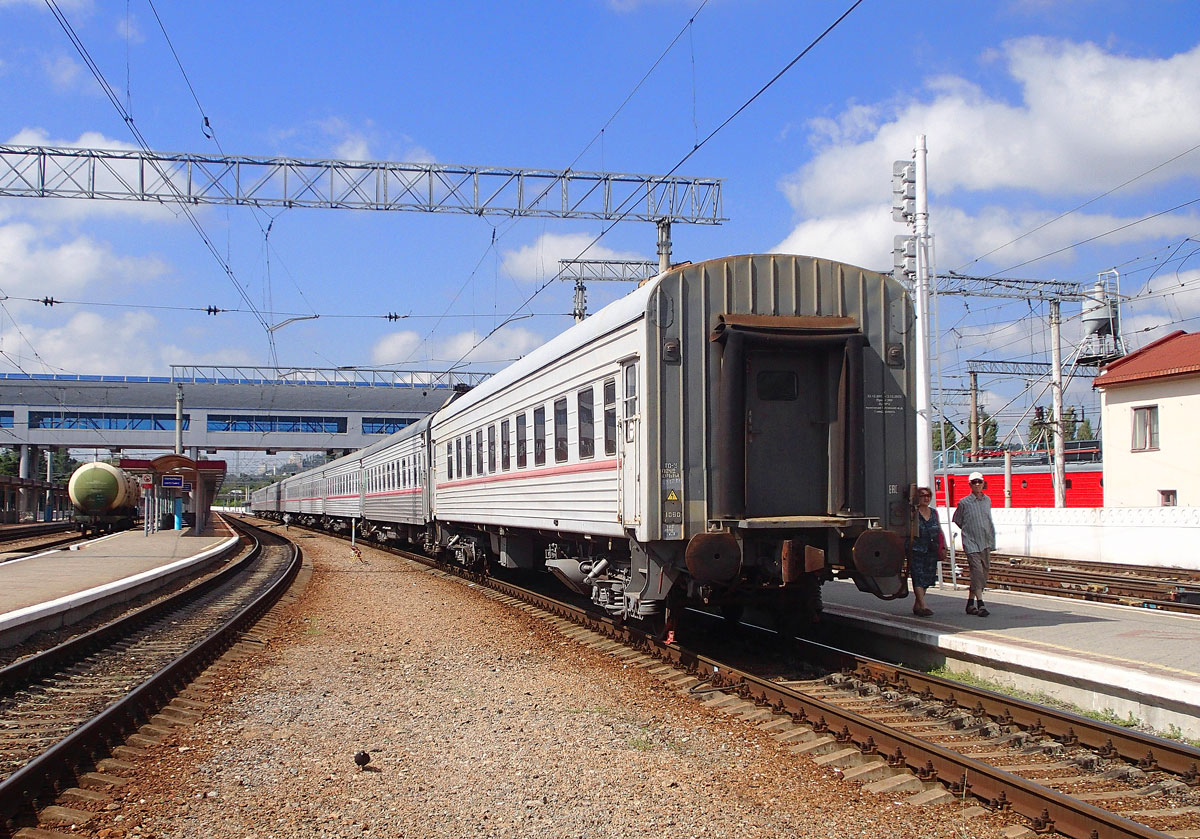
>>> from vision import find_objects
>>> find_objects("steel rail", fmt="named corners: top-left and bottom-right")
top-left (274, 517), bottom-right (1185, 839)
top-left (787, 637), bottom-right (1200, 782)
top-left (941, 564), bottom-right (1200, 614)
top-left (0, 517), bottom-right (301, 837)
top-left (0, 522), bottom-right (75, 544)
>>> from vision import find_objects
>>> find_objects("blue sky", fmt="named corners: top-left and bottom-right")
top-left (2, 0), bottom-right (1199, 447)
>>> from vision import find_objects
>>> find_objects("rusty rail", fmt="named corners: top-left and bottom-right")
top-left (0, 517), bottom-right (300, 837)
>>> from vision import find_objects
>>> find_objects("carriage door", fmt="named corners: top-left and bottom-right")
top-left (744, 349), bottom-right (829, 517)
top-left (618, 359), bottom-right (641, 525)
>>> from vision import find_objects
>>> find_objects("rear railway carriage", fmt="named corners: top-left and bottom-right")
top-left (252, 254), bottom-right (916, 634)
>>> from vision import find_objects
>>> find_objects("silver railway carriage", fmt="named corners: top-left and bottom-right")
top-left (252, 254), bottom-right (915, 634)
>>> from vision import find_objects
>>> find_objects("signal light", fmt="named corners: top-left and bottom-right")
top-left (893, 235), bottom-right (916, 283)
top-left (892, 160), bottom-right (915, 223)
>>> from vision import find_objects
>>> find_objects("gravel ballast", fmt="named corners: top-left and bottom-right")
top-left (64, 528), bottom-right (1016, 838)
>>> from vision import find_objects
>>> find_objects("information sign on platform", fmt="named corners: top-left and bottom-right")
top-left (162, 475), bottom-right (183, 488)
top-left (183, 482), bottom-right (193, 492)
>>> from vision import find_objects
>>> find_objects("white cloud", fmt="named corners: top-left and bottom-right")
top-left (775, 37), bottom-right (1200, 269)
top-left (115, 13), bottom-right (143, 43)
top-left (276, 118), bottom-right (436, 164)
top-left (370, 330), bottom-right (422, 365)
top-left (370, 324), bottom-right (545, 368)
top-left (0, 222), bottom-right (170, 296)
top-left (0, 310), bottom-right (255, 376)
top-left (438, 325), bottom-right (545, 365)
top-left (42, 54), bottom-right (83, 92)
top-left (6, 128), bottom-right (137, 150)
top-left (3, 128), bottom-right (187, 222)
top-left (500, 232), bottom-right (649, 283)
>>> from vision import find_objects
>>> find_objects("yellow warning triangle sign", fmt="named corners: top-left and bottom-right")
top-left (666, 490), bottom-right (679, 501)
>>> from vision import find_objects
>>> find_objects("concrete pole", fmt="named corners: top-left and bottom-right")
top-left (656, 219), bottom-right (672, 275)
top-left (192, 470), bottom-right (204, 535)
top-left (1004, 450), bottom-right (1013, 508)
top-left (913, 135), bottom-right (934, 489)
top-left (18, 444), bottom-right (29, 519)
top-left (969, 371), bottom-right (979, 463)
top-left (45, 450), bottom-right (53, 521)
top-left (1050, 299), bottom-right (1066, 507)
top-left (175, 383), bottom-right (184, 455)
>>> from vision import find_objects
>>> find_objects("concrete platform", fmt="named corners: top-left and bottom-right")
top-left (821, 578), bottom-right (1200, 739)
top-left (0, 522), bottom-right (240, 648)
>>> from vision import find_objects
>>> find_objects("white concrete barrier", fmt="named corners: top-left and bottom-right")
top-left (942, 506), bottom-right (1200, 569)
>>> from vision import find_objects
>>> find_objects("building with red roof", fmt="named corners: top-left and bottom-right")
top-left (1093, 330), bottom-right (1200, 507)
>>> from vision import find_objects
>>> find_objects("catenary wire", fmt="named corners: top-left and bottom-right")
top-left (445, 0), bottom-right (866, 372)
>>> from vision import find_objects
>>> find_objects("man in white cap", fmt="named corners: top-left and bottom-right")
top-left (952, 471), bottom-right (996, 616)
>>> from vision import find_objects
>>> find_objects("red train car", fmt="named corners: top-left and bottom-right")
top-left (933, 462), bottom-right (1103, 508)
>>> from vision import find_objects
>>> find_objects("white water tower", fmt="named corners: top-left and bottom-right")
top-left (1078, 270), bottom-right (1125, 367)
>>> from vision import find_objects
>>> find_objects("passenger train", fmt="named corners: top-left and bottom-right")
top-left (252, 254), bottom-right (917, 635)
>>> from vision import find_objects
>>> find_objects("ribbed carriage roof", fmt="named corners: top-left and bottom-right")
top-left (439, 269), bottom-right (662, 420)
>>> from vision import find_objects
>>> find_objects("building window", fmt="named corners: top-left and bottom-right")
top-left (554, 397), bottom-right (568, 463)
top-left (516, 413), bottom-right (527, 468)
top-left (1132, 405), bottom-right (1159, 451)
top-left (32, 411), bottom-right (190, 431)
top-left (1161, 489), bottom-right (1177, 507)
top-left (577, 387), bottom-right (594, 459)
top-left (362, 417), bottom-right (413, 434)
top-left (533, 406), bottom-right (546, 466)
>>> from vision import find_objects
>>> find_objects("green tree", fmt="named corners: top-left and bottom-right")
top-left (1027, 406), bottom-right (1049, 449)
top-left (933, 421), bottom-right (959, 451)
top-left (1075, 417), bottom-right (1094, 441)
top-left (0, 447), bottom-right (80, 481)
top-left (1062, 406), bottom-right (1077, 441)
top-left (978, 409), bottom-right (998, 448)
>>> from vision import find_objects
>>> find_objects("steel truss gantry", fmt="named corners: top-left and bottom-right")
top-left (0, 145), bottom-right (724, 224)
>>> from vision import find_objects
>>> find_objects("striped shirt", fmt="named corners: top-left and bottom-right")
top-left (952, 492), bottom-right (995, 554)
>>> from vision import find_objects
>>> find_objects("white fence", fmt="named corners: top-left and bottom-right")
top-left (943, 506), bottom-right (1200, 569)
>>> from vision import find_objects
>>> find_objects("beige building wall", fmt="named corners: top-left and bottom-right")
top-left (1100, 375), bottom-right (1200, 507)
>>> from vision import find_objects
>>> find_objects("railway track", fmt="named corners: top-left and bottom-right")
top-left (277, 516), bottom-right (1200, 839)
top-left (0, 517), bottom-right (302, 837)
top-left (0, 523), bottom-right (75, 545)
top-left (942, 555), bottom-right (1200, 614)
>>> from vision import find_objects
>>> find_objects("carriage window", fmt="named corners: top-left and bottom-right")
top-left (534, 406), bottom-right (547, 466)
top-left (554, 397), bottom-right (568, 463)
top-left (465, 433), bottom-right (473, 477)
top-left (455, 438), bottom-right (462, 479)
top-left (517, 413), bottom-right (527, 468)
top-left (578, 387), bottom-right (594, 459)
top-left (501, 419), bottom-right (511, 470)
top-left (603, 378), bottom-right (616, 456)
top-left (757, 370), bottom-right (798, 401)
top-left (476, 429), bottom-right (484, 475)
top-left (623, 363), bottom-right (638, 443)
top-left (488, 425), bottom-right (497, 473)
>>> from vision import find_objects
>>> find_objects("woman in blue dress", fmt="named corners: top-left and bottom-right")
top-left (910, 487), bottom-right (943, 616)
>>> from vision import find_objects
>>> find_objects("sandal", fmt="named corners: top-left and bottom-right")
top-left (912, 607), bottom-right (934, 617)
